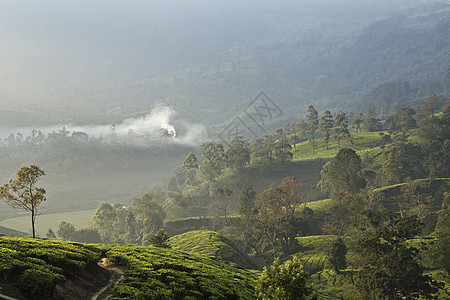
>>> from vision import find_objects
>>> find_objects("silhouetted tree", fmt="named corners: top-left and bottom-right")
top-left (0, 165), bottom-right (46, 238)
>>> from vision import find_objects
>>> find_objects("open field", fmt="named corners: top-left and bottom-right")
top-left (0, 209), bottom-right (96, 237)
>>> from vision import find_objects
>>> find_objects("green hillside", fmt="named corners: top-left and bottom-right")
top-left (169, 230), bottom-right (257, 269)
top-left (104, 243), bottom-right (258, 299)
top-left (0, 237), bottom-right (258, 299)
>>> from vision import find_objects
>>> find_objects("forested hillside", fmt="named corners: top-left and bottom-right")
top-left (0, 1), bottom-right (449, 299)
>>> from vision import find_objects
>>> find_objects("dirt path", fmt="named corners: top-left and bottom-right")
top-left (91, 258), bottom-right (125, 300)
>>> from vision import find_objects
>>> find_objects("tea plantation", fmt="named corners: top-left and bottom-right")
top-left (0, 237), bottom-right (259, 299)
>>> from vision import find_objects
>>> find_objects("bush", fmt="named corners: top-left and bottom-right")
top-left (19, 268), bottom-right (65, 297)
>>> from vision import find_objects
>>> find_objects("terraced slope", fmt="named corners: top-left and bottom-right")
top-left (0, 237), bottom-right (259, 300)
top-left (169, 230), bottom-right (257, 269)
top-left (102, 244), bottom-right (259, 299)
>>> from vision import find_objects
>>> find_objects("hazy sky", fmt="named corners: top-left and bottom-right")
top-left (0, 0), bottom-right (437, 112)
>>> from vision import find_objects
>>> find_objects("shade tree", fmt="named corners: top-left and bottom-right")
top-left (0, 165), bottom-right (46, 238)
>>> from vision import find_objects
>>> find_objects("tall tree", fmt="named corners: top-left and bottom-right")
top-left (397, 107), bottom-right (417, 136)
top-left (363, 102), bottom-right (380, 132)
top-left (318, 148), bottom-right (366, 195)
top-left (320, 110), bottom-right (334, 149)
top-left (334, 111), bottom-right (351, 148)
top-left (434, 192), bottom-right (450, 274)
top-left (93, 202), bottom-right (117, 242)
top-left (327, 237), bottom-right (347, 273)
top-left (352, 111), bottom-right (364, 133)
top-left (181, 152), bottom-right (199, 186)
top-left (418, 93), bottom-right (441, 120)
top-left (382, 141), bottom-right (423, 185)
top-left (199, 142), bottom-right (225, 181)
top-left (0, 165), bottom-right (46, 238)
top-left (417, 108), bottom-right (450, 178)
top-left (235, 179), bottom-right (259, 252)
top-left (57, 221), bottom-right (76, 240)
top-left (272, 136), bottom-right (293, 163)
top-left (354, 211), bottom-right (441, 299)
top-left (225, 136), bottom-right (250, 169)
top-left (307, 105), bottom-right (319, 152)
top-left (256, 177), bottom-right (306, 256)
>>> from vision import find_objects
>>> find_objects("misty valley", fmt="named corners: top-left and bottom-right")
top-left (0, 0), bottom-right (450, 299)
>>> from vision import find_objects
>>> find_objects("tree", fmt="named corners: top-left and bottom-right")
top-left (93, 202), bottom-right (117, 242)
top-left (256, 177), bottom-right (306, 256)
top-left (235, 179), bottom-right (259, 252)
top-left (397, 107), bottom-right (417, 136)
top-left (209, 185), bottom-right (233, 226)
top-left (250, 135), bottom-right (275, 166)
top-left (418, 93), bottom-right (441, 120)
top-left (382, 141), bottom-right (423, 185)
top-left (256, 256), bottom-right (313, 300)
top-left (334, 111), bottom-right (351, 148)
top-left (225, 136), bottom-right (250, 169)
top-left (363, 102), bottom-right (381, 132)
top-left (434, 192), bottom-right (450, 274)
top-left (57, 221), bottom-right (76, 240)
top-left (352, 111), bottom-right (364, 133)
top-left (319, 110), bottom-right (334, 149)
top-left (46, 228), bottom-right (56, 239)
top-left (354, 211), bottom-right (441, 299)
top-left (272, 136), bottom-right (293, 163)
top-left (307, 105), bottom-right (319, 152)
top-left (181, 152), bottom-right (199, 186)
top-left (199, 142), bottom-right (225, 181)
top-left (148, 229), bottom-right (171, 248)
top-left (327, 237), bottom-right (347, 273)
top-left (0, 165), bottom-right (46, 238)
top-left (318, 148), bottom-right (366, 195)
top-left (132, 193), bottom-right (166, 238)
top-left (417, 108), bottom-right (450, 178)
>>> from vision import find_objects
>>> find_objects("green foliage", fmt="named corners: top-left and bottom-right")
top-left (19, 268), bottom-right (65, 297)
top-left (104, 244), bottom-right (258, 299)
top-left (169, 230), bottom-right (256, 269)
top-left (382, 140), bottom-right (423, 185)
top-left (434, 192), bottom-right (450, 274)
top-left (225, 136), bottom-right (251, 169)
top-left (319, 110), bottom-right (334, 149)
top-left (327, 238), bottom-right (347, 273)
top-left (199, 142), bottom-right (226, 182)
top-left (149, 229), bottom-right (171, 248)
top-left (307, 105), bottom-right (319, 152)
top-left (353, 211), bottom-right (442, 299)
top-left (181, 152), bottom-right (199, 186)
top-left (333, 111), bottom-right (351, 149)
top-left (318, 148), bottom-right (366, 195)
top-left (0, 237), bottom-right (102, 298)
top-left (57, 221), bottom-right (76, 240)
top-left (256, 256), bottom-right (313, 300)
top-left (254, 177), bottom-right (306, 256)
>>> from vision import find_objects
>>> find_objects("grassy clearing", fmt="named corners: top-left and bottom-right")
top-left (0, 209), bottom-right (96, 237)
